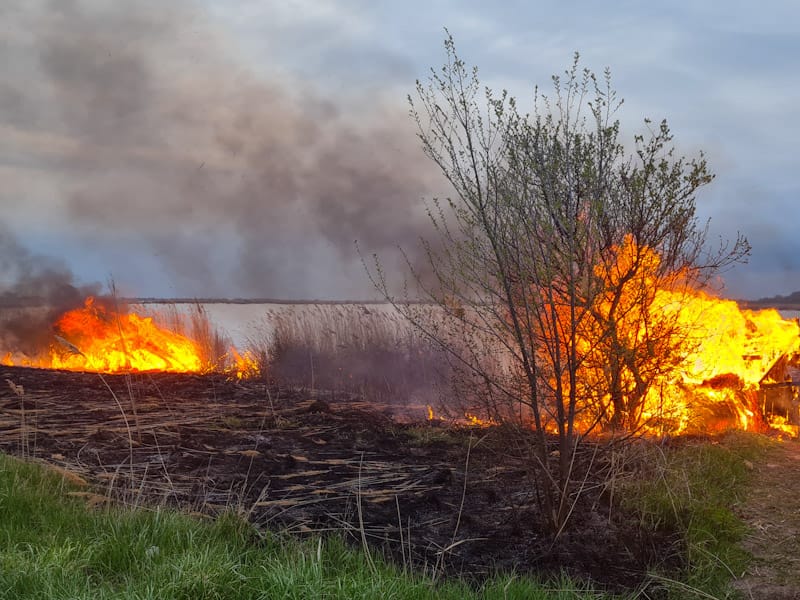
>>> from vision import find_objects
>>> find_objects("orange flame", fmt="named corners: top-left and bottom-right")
top-left (642, 290), bottom-right (799, 432)
top-left (571, 235), bottom-right (800, 433)
top-left (0, 298), bottom-right (261, 379)
top-left (464, 413), bottom-right (495, 427)
top-left (228, 348), bottom-right (260, 380)
top-left (47, 297), bottom-right (203, 373)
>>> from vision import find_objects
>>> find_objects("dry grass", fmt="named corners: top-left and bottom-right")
top-left (144, 302), bottom-right (234, 371)
top-left (245, 304), bottom-right (452, 405)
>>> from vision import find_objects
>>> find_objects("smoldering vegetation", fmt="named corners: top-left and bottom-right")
top-left (0, 0), bottom-right (442, 299)
top-left (236, 303), bottom-right (514, 421)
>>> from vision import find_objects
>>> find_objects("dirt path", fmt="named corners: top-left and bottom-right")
top-left (735, 440), bottom-right (800, 599)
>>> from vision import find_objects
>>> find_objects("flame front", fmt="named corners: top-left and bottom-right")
top-left (636, 290), bottom-right (798, 431)
top-left (570, 235), bottom-right (800, 433)
top-left (0, 297), bottom-right (260, 378)
top-left (48, 298), bottom-right (203, 373)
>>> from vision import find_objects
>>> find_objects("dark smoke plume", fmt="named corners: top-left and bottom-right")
top-left (0, 0), bottom-right (440, 299)
top-left (0, 225), bottom-right (101, 356)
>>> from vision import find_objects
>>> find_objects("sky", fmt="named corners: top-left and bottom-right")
top-left (2, 0), bottom-right (799, 300)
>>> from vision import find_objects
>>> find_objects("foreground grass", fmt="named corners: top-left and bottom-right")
top-left (0, 453), bottom-right (611, 600)
top-left (624, 431), bottom-right (773, 599)
top-left (0, 432), bottom-right (770, 599)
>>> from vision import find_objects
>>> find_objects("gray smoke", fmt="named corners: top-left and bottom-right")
top-left (0, 225), bottom-right (101, 355)
top-left (0, 0), bottom-right (440, 299)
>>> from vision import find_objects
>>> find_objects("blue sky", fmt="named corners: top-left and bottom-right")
top-left (2, 0), bottom-right (799, 299)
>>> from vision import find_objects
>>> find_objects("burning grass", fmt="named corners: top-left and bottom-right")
top-left (3, 285), bottom-right (800, 436)
top-left (1, 298), bottom-right (258, 380)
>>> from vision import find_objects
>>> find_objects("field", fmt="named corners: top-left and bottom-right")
top-left (0, 362), bottom-right (778, 598)
top-left (2, 301), bottom-right (795, 596)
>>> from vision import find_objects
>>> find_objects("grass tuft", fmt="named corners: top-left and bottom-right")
top-left (622, 432), bottom-right (773, 598)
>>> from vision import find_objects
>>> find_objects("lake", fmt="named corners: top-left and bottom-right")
top-left (140, 303), bottom-right (800, 351)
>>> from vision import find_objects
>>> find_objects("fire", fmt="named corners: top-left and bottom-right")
top-left (425, 405), bottom-right (496, 427)
top-left (634, 286), bottom-right (799, 433)
top-left (464, 413), bottom-right (496, 427)
top-left (228, 348), bottom-right (260, 380)
top-left (571, 235), bottom-right (800, 433)
top-left (0, 297), bottom-right (262, 378)
top-left (47, 297), bottom-right (203, 373)
top-left (656, 292), bottom-right (799, 387)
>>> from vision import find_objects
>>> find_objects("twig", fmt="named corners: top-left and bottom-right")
top-left (396, 495), bottom-right (407, 571)
top-left (6, 379), bottom-right (27, 458)
top-left (435, 432), bottom-right (475, 578)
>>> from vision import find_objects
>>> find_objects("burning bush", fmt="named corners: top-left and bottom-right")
top-left (369, 39), bottom-right (755, 532)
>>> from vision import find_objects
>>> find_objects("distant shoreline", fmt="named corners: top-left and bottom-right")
top-left (2, 296), bottom-right (799, 310)
top-left (135, 299), bottom-right (800, 312)
top-left (740, 302), bottom-right (800, 312)
top-left (0, 297), bottom-right (414, 308)
top-left (127, 298), bottom-right (417, 305)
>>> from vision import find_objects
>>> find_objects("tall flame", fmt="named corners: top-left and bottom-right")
top-left (49, 297), bottom-right (203, 373)
top-left (1, 297), bottom-right (259, 378)
top-left (640, 290), bottom-right (798, 432)
top-left (571, 235), bottom-right (800, 433)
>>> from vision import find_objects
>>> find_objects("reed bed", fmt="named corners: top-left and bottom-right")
top-left (245, 304), bottom-right (452, 406)
top-left (144, 303), bottom-right (233, 371)
top-left (236, 303), bottom-right (522, 427)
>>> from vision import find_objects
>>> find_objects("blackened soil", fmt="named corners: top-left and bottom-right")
top-left (0, 366), bottom-right (677, 591)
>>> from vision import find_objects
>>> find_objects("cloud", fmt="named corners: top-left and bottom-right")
top-left (2, 0), bottom-right (799, 299)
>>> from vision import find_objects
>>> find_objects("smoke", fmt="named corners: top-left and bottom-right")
top-left (0, 0), bottom-right (440, 299)
top-left (0, 225), bottom-right (101, 355)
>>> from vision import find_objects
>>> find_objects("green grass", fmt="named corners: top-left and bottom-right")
top-left (0, 453), bottom-right (615, 600)
top-left (623, 432), bottom-right (773, 599)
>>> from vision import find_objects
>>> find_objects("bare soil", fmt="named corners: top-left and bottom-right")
top-left (0, 365), bottom-right (677, 591)
top-left (734, 440), bottom-right (800, 599)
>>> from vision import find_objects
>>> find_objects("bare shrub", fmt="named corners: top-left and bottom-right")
top-left (367, 37), bottom-right (748, 533)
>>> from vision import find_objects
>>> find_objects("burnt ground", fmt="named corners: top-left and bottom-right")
top-left (0, 365), bottom-right (678, 591)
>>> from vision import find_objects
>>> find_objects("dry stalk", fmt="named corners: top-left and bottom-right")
top-left (395, 495), bottom-right (407, 571)
top-left (434, 432), bottom-right (480, 578)
top-left (54, 335), bottom-right (136, 485)
top-left (150, 429), bottom-right (177, 500)
top-left (5, 378), bottom-right (27, 458)
top-left (109, 281), bottom-right (141, 440)
top-left (132, 462), bottom-right (150, 508)
top-left (646, 574), bottom-right (722, 600)
top-left (356, 451), bottom-right (376, 574)
top-left (553, 442), bottom-right (600, 541)
top-left (96, 373), bottom-right (135, 481)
